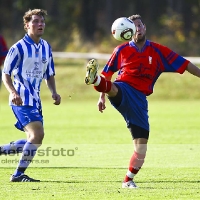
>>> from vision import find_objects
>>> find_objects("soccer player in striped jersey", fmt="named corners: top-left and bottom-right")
top-left (1, 9), bottom-right (61, 182)
top-left (85, 14), bottom-right (200, 188)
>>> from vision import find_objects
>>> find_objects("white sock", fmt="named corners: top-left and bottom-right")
top-left (94, 75), bottom-right (101, 86)
top-left (126, 170), bottom-right (135, 179)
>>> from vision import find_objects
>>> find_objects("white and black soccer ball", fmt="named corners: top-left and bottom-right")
top-left (111, 17), bottom-right (136, 42)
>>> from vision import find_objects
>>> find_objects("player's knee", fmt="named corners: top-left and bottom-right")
top-left (134, 143), bottom-right (147, 154)
top-left (129, 124), bottom-right (149, 140)
top-left (28, 131), bottom-right (44, 145)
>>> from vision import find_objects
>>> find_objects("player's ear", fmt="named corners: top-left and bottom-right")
top-left (143, 24), bottom-right (146, 31)
top-left (25, 23), bottom-right (30, 29)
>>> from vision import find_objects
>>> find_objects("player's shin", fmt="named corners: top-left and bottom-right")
top-left (124, 151), bottom-right (146, 182)
top-left (0, 139), bottom-right (27, 155)
top-left (13, 142), bottom-right (38, 176)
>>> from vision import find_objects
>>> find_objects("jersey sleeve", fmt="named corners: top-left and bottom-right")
top-left (3, 46), bottom-right (20, 75)
top-left (43, 48), bottom-right (55, 80)
top-left (101, 47), bottom-right (121, 77)
top-left (159, 45), bottom-right (189, 74)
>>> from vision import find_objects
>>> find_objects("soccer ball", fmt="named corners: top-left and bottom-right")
top-left (111, 17), bottom-right (136, 42)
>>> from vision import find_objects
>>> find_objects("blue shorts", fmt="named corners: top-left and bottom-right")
top-left (11, 105), bottom-right (43, 132)
top-left (108, 82), bottom-right (149, 131)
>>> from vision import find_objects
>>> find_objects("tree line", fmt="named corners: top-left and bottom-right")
top-left (0, 0), bottom-right (200, 55)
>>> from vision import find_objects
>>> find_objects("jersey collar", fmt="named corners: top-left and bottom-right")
top-left (129, 40), bottom-right (150, 52)
top-left (23, 34), bottom-right (43, 45)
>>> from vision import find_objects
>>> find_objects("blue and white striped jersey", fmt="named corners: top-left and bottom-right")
top-left (3, 34), bottom-right (55, 109)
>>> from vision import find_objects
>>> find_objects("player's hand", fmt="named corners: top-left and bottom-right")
top-left (98, 101), bottom-right (106, 113)
top-left (52, 93), bottom-right (61, 105)
top-left (97, 94), bottom-right (106, 113)
top-left (11, 92), bottom-right (23, 106)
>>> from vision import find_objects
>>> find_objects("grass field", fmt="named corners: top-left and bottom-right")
top-left (0, 60), bottom-right (200, 199)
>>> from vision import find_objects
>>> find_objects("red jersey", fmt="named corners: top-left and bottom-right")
top-left (0, 35), bottom-right (8, 66)
top-left (102, 40), bottom-right (189, 96)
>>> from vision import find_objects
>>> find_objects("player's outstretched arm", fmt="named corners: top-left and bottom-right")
top-left (186, 62), bottom-right (200, 78)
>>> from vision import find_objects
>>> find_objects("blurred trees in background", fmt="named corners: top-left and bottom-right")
top-left (0, 0), bottom-right (200, 55)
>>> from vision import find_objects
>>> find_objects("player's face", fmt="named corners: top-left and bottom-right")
top-left (26, 15), bottom-right (45, 39)
top-left (133, 19), bottom-right (146, 43)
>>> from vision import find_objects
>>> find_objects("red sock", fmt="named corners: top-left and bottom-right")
top-left (94, 76), bottom-right (111, 93)
top-left (124, 151), bottom-right (146, 182)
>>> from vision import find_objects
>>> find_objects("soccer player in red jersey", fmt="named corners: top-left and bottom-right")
top-left (0, 35), bottom-right (8, 88)
top-left (85, 14), bottom-right (200, 188)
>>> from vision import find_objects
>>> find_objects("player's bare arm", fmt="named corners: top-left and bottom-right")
top-left (2, 73), bottom-right (23, 106)
top-left (97, 75), bottom-right (114, 113)
top-left (186, 62), bottom-right (200, 78)
top-left (98, 92), bottom-right (106, 113)
top-left (45, 75), bottom-right (61, 105)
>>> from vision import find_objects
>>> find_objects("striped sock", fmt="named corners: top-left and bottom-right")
top-left (1, 139), bottom-right (27, 155)
top-left (94, 76), bottom-right (111, 93)
top-left (124, 151), bottom-right (146, 182)
top-left (13, 142), bottom-right (37, 177)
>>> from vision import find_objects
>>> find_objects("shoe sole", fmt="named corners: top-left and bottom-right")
top-left (85, 59), bottom-right (98, 85)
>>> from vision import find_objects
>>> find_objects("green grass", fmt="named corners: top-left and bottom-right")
top-left (0, 60), bottom-right (200, 199)
top-left (0, 101), bottom-right (200, 200)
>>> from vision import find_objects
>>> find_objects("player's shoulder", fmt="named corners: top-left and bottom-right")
top-left (148, 40), bottom-right (168, 49)
top-left (40, 38), bottom-right (47, 44)
top-left (40, 38), bottom-right (52, 48)
top-left (8, 39), bottom-right (23, 52)
top-left (114, 41), bottom-right (130, 52)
